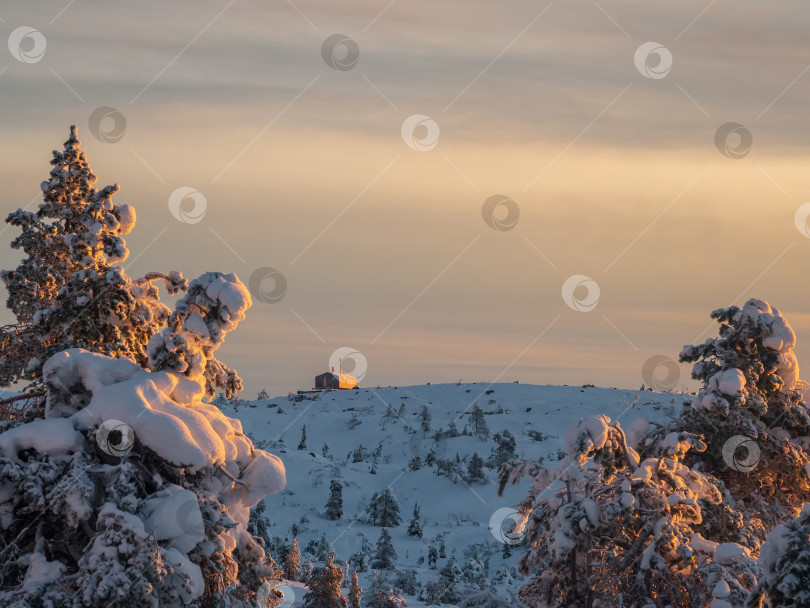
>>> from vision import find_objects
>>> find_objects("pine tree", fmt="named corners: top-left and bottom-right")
top-left (372, 528), bottom-right (397, 569)
top-left (350, 538), bottom-right (373, 573)
top-left (285, 537), bottom-right (301, 581)
top-left (367, 488), bottom-right (401, 527)
top-left (349, 570), bottom-right (362, 608)
top-left (489, 430), bottom-right (516, 468)
top-left (427, 546), bottom-right (438, 569)
top-left (298, 424), bottom-right (308, 450)
top-left (407, 503), bottom-right (423, 538)
top-left (648, 298), bottom-right (810, 533)
top-left (257, 388), bottom-right (270, 400)
top-left (322, 443), bottom-right (330, 458)
top-left (420, 403), bottom-right (431, 432)
top-left (303, 553), bottom-right (347, 608)
top-left (325, 480), bottom-right (344, 520)
top-left (468, 403), bottom-right (489, 440)
top-left (446, 419), bottom-right (460, 437)
top-left (0, 126), bottom-right (186, 395)
top-left (466, 452), bottom-right (486, 483)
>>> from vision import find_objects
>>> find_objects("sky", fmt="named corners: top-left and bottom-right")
top-left (1, 0), bottom-right (810, 398)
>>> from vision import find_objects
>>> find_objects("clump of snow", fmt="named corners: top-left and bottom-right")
top-left (0, 417), bottom-right (83, 461)
top-left (737, 299), bottom-right (800, 389)
top-left (565, 414), bottom-right (611, 464)
top-left (142, 485), bottom-right (205, 553)
top-left (708, 368), bottom-right (746, 397)
top-left (713, 579), bottom-right (731, 599)
top-left (21, 552), bottom-right (66, 594)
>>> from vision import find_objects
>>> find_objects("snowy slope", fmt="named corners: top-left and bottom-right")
top-left (226, 383), bottom-right (681, 606)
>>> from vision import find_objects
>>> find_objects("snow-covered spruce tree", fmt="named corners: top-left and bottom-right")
top-left (285, 537), bottom-right (301, 581)
top-left (366, 571), bottom-right (407, 608)
top-left (489, 430), bottom-right (516, 469)
top-left (466, 453), bottom-right (486, 483)
top-left (406, 503), bottom-right (423, 538)
top-left (372, 528), bottom-right (397, 570)
top-left (325, 480), bottom-right (343, 520)
top-left (365, 488), bottom-right (401, 527)
top-left (148, 272), bottom-right (251, 399)
top-left (0, 258), bottom-right (287, 607)
top-left (302, 553), bottom-right (347, 608)
top-left (0, 347), bottom-right (286, 605)
top-left (298, 425), bottom-right (308, 451)
top-left (748, 503), bottom-right (810, 608)
top-left (649, 299), bottom-right (810, 535)
top-left (0, 126), bottom-right (186, 395)
top-left (498, 415), bottom-right (758, 608)
top-left (348, 570), bottom-right (361, 608)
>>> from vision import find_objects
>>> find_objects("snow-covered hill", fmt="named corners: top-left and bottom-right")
top-left (226, 382), bottom-right (681, 606)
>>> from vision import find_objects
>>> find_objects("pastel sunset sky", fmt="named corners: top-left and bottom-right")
top-left (2, 1), bottom-right (809, 396)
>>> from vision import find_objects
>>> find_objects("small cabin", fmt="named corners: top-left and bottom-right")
top-left (315, 371), bottom-right (357, 390)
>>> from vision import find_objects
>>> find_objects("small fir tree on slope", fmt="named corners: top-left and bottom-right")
top-left (302, 553), bottom-right (347, 608)
top-left (325, 480), bottom-right (343, 520)
top-left (371, 528), bottom-right (397, 570)
top-left (348, 570), bottom-right (362, 608)
top-left (365, 488), bottom-right (401, 527)
top-left (468, 403), bottom-right (489, 440)
top-left (406, 503), bottom-right (423, 538)
top-left (285, 537), bottom-right (301, 581)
